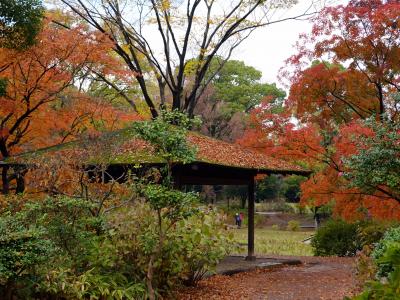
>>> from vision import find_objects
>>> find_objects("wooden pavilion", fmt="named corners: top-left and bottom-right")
top-left (0, 129), bottom-right (310, 260)
top-left (169, 133), bottom-right (310, 260)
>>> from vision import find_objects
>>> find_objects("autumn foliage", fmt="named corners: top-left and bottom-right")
top-left (0, 16), bottom-right (140, 194)
top-left (239, 0), bottom-right (400, 221)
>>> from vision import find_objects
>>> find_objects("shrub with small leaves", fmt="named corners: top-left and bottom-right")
top-left (312, 219), bottom-right (360, 256)
top-left (372, 226), bottom-right (400, 278)
top-left (353, 242), bottom-right (400, 300)
top-left (0, 213), bottom-right (55, 299)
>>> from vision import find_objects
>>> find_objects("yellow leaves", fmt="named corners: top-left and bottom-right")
top-left (160, 0), bottom-right (171, 11)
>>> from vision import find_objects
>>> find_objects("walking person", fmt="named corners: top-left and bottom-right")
top-left (239, 212), bottom-right (244, 228)
top-left (235, 213), bottom-right (241, 228)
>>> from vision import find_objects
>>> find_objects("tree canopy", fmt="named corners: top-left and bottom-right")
top-left (240, 0), bottom-right (400, 221)
top-left (0, 0), bottom-right (44, 49)
top-left (193, 58), bottom-right (285, 140)
top-left (59, 0), bottom-right (316, 118)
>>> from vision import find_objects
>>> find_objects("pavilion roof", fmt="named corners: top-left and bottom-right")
top-left (186, 133), bottom-right (308, 174)
top-left (0, 126), bottom-right (310, 175)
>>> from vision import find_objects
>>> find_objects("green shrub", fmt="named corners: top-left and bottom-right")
top-left (0, 213), bottom-right (55, 299)
top-left (372, 226), bottom-right (400, 278)
top-left (0, 196), bottom-right (149, 300)
top-left (287, 220), bottom-right (300, 231)
top-left (353, 242), bottom-right (400, 299)
top-left (0, 196), bottom-right (233, 299)
top-left (312, 219), bottom-right (391, 258)
top-left (311, 219), bottom-right (360, 256)
top-left (108, 201), bottom-right (233, 293)
top-left (177, 207), bottom-right (233, 284)
top-left (357, 221), bottom-right (392, 249)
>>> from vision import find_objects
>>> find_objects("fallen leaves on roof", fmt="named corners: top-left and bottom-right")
top-left (186, 133), bottom-right (308, 173)
top-left (3, 127), bottom-right (309, 174)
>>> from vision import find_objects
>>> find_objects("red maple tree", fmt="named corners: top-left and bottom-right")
top-left (239, 0), bottom-right (400, 221)
top-left (0, 17), bottom-right (139, 194)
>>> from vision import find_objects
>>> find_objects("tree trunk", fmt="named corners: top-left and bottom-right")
top-left (146, 255), bottom-right (155, 300)
top-left (15, 168), bottom-right (25, 194)
top-left (172, 90), bottom-right (182, 112)
top-left (1, 165), bottom-right (9, 194)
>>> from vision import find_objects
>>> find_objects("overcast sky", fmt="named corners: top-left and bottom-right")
top-left (234, 0), bottom-right (348, 86)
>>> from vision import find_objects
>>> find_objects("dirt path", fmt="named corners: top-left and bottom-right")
top-left (176, 256), bottom-right (358, 300)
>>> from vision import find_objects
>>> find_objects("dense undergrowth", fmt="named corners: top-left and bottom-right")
top-left (0, 196), bottom-right (232, 299)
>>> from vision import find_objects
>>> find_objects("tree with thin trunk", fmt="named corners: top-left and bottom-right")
top-left (59, 0), bottom-right (324, 118)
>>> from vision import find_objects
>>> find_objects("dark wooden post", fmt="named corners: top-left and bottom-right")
top-left (173, 167), bottom-right (182, 190)
top-left (246, 177), bottom-right (256, 261)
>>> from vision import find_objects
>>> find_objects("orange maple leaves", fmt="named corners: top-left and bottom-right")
top-left (239, 1), bottom-right (400, 221)
top-left (0, 16), bottom-right (139, 160)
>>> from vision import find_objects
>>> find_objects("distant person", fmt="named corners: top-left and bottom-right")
top-left (235, 213), bottom-right (241, 228)
top-left (239, 212), bottom-right (244, 227)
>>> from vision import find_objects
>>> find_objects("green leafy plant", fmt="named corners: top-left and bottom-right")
top-left (0, 212), bottom-right (55, 299)
top-left (0, 196), bottom-right (148, 300)
top-left (353, 242), bottom-right (400, 299)
top-left (311, 219), bottom-right (360, 256)
top-left (176, 207), bottom-right (233, 284)
top-left (357, 221), bottom-right (393, 249)
top-left (372, 226), bottom-right (400, 278)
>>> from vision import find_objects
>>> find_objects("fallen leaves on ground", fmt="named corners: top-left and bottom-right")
top-left (175, 256), bottom-right (358, 300)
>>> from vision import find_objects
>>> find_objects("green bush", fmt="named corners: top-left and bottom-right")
top-left (0, 213), bottom-right (55, 299)
top-left (0, 196), bottom-right (233, 299)
top-left (176, 207), bottom-right (233, 284)
top-left (353, 242), bottom-right (400, 299)
top-left (0, 196), bottom-right (147, 300)
top-left (372, 226), bottom-right (400, 278)
top-left (311, 219), bottom-right (360, 256)
top-left (357, 221), bottom-right (392, 249)
top-left (108, 200), bottom-right (233, 296)
top-left (287, 220), bottom-right (300, 231)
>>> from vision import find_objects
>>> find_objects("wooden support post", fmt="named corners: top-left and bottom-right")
top-left (246, 177), bottom-right (256, 261)
top-left (173, 168), bottom-right (182, 190)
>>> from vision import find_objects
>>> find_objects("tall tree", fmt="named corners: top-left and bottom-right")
top-left (284, 0), bottom-right (400, 123)
top-left (0, 0), bottom-right (43, 49)
top-left (0, 0), bottom-right (44, 96)
top-left (59, 0), bottom-right (321, 118)
top-left (193, 58), bottom-right (285, 141)
top-left (0, 19), bottom-right (133, 194)
top-left (240, 0), bottom-right (400, 221)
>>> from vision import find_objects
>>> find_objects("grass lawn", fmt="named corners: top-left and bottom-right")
top-left (232, 228), bottom-right (314, 256)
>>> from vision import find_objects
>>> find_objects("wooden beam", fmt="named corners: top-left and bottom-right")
top-left (178, 175), bottom-right (252, 186)
top-left (246, 177), bottom-right (256, 261)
